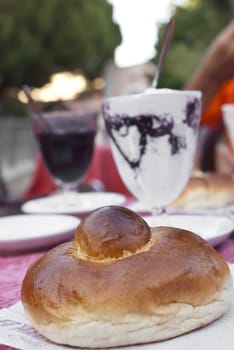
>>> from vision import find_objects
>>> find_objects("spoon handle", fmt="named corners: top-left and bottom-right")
top-left (151, 18), bottom-right (175, 88)
top-left (22, 85), bottom-right (52, 131)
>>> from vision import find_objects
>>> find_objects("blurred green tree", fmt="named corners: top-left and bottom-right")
top-left (0, 0), bottom-right (121, 90)
top-left (155, 0), bottom-right (233, 89)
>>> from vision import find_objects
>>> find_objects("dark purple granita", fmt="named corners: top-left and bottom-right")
top-left (183, 98), bottom-right (200, 132)
top-left (104, 111), bottom-right (187, 170)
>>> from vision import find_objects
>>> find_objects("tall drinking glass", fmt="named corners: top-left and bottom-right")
top-left (102, 89), bottom-right (201, 224)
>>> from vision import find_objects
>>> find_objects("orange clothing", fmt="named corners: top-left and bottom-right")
top-left (202, 79), bottom-right (234, 130)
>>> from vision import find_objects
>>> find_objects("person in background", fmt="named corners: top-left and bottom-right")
top-left (185, 17), bottom-right (234, 173)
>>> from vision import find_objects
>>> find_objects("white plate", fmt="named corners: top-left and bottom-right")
top-left (143, 213), bottom-right (234, 246)
top-left (21, 191), bottom-right (126, 215)
top-left (0, 214), bottom-right (80, 254)
top-left (127, 200), bottom-right (234, 216)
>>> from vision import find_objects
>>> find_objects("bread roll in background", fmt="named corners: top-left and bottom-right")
top-left (21, 206), bottom-right (233, 348)
top-left (171, 171), bottom-right (234, 209)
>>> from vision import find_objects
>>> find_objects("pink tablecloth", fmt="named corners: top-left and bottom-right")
top-left (0, 251), bottom-right (45, 350)
top-left (0, 252), bottom-right (43, 309)
top-left (1, 236), bottom-right (234, 350)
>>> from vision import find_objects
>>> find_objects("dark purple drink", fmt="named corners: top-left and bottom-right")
top-left (37, 130), bottom-right (96, 183)
top-left (33, 111), bottom-right (97, 185)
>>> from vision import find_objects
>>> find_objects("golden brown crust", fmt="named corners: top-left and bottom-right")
top-left (171, 172), bottom-right (234, 208)
top-left (21, 224), bottom-right (230, 326)
top-left (21, 206), bottom-right (232, 347)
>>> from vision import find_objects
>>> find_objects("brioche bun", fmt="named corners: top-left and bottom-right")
top-left (21, 206), bottom-right (232, 348)
top-left (171, 171), bottom-right (234, 209)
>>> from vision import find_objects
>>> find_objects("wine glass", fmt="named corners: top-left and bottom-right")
top-left (102, 89), bottom-right (201, 225)
top-left (31, 109), bottom-right (98, 208)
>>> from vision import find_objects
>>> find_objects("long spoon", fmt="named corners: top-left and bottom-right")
top-left (22, 85), bottom-right (52, 131)
top-left (151, 18), bottom-right (175, 89)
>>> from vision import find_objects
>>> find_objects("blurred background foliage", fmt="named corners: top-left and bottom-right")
top-left (0, 0), bottom-right (233, 115)
top-left (0, 0), bottom-right (121, 90)
top-left (156, 0), bottom-right (233, 89)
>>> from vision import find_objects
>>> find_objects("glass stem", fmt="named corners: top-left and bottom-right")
top-left (53, 180), bottom-right (79, 209)
top-left (151, 206), bottom-right (166, 217)
top-left (150, 206), bottom-right (169, 226)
